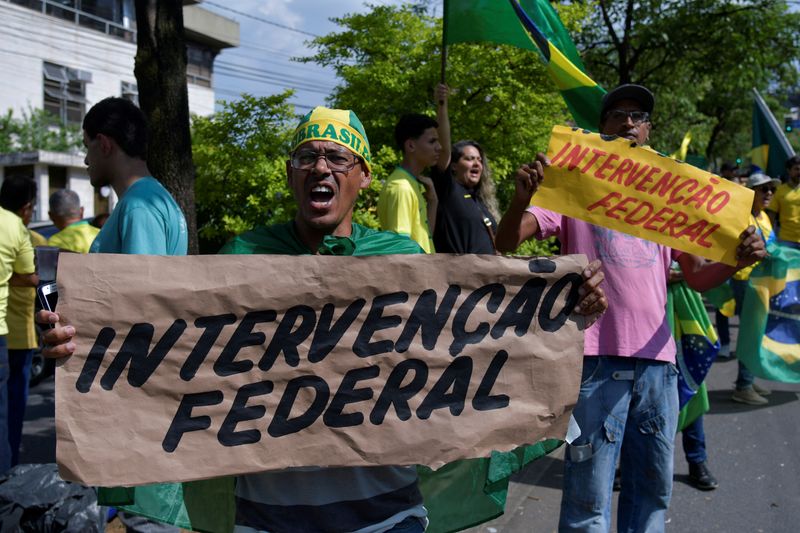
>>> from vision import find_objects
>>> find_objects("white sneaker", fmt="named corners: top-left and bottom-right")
top-left (718, 344), bottom-right (731, 358)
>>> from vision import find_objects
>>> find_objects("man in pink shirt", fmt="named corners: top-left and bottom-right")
top-left (496, 84), bottom-right (766, 532)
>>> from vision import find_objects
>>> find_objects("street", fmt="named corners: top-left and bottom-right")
top-left (19, 326), bottom-right (800, 532)
top-left (465, 355), bottom-right (800, 532)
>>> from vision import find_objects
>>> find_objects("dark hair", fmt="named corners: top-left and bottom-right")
top-left (785, 155), bottom-right (800, 169)
top-left (394, 113), bottom-right (438, 151)
top-left (720, 161), bottom-right (738, 172)
top-left (451, 140), bottom-right (499, 220)
top-left (83, 97), bottom-right (148, 159)
top-left (0, 175), bottom-right (37, 213)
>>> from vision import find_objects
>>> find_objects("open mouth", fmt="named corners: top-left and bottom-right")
top-left (309, 184), bottom-right (335, 208)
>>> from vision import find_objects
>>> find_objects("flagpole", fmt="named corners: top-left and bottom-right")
top-left (440, 0), bottom-right (448, 90)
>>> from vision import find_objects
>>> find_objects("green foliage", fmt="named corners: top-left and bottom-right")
top-left (299, 2), bottom-right (589, 254)
top-left (192, 92), bottom-right (297, 253)
top-left (515, 236), bottom-right (560, 257)
top-left (574, 0), bottom-right (800, 165)
top-left (303, 3), bottom-right (571, 212)
top-left (0, 107), bottom-right (82, 153)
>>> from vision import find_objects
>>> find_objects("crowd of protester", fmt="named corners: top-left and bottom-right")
top-left (0, 80), bottom-right (795, 532)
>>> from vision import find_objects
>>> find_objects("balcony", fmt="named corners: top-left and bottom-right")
top-left (4, 0), bottom-right (136, 42)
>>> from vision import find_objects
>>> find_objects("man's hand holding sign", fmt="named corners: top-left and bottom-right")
top-left (497, 93), bottom-right (766, 290)
top-left (495, 83), bottom-right (765, 532)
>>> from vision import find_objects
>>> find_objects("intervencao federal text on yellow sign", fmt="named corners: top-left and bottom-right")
top-left (532, 126), bottom-right (754, 266)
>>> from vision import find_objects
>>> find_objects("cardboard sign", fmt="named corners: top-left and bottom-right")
top-left (532, 126), bottom-right (754, 265)
top-left (54, 252), bottom-right (587, 487)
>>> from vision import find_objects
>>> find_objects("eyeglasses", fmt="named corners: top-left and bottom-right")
top-left (290, 150), bottom-right (358, 172)
top-left (755, 185), bottom-right (776, 194)
top-left (604, 109), bottom-right (650, 124)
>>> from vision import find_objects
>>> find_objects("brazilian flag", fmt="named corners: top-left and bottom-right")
top-left (750, 88), bottom-right (795, 178)
top-left (443, 0), bottom-right (606, 130)
top-left (737, 243), bottom-right (800, 382)
top-left (666, 281), bottom-right (719, 430)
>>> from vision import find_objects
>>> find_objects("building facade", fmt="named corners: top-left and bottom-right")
top-left (0, 0), bottom-right (238, 222)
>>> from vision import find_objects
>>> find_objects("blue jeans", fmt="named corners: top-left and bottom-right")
top-left (559, 356), bottom-right (679, 533)
top-left (0, 337), bottom-right (10, 473)
top-left (386, 515), bottom-right (426, 532)
top-left (682, 415), bottom-right (706, 465)
top-left (8, 349), bottom-right (33, 467)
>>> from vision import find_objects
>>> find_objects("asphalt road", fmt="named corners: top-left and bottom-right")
top-left (19, 322), bottom-right (800, 532)
top-left (464, 324), bottom-right (800, 533)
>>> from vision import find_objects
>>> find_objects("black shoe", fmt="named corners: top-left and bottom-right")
top-left (688, 461), bottom-right (719, 491)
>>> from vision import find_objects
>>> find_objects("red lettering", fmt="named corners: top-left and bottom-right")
top-left (624, 201), bottom-right (654, 225)
top-left (683, 184), bottom-right (713, 210)
top-left (558, 144), bottom-right (590, 171)
top-left (635, 167), bottom-right (661, 192)
top-left (668, 178), bottom-right (698, 205)
top-left (707, 192), bottom-right (731, 214)
top-left (587, 192), bottom-right (622, 211)
top-left (659, 211), bottom-right (689, 236)
top-left (607, 159), bottom-right (635, 185)
top-left (675, 219), bottom-right (709, 242)
top-left (606, 196), bottom-right (638, 219)
top-left (593, 154), bottom-right (620, 180)
top-left (648, 172), bottom-right (680, 197)
top-left (579, 149), bottom-right (608, 173)
top-left (623, 163), bottom-right (647, 187)
top-left (549, 142), bottom-right (572, 166)
top-left (697, 223), bottom-right (720, 248)
top-left (644, 207), bottom-right (673, 231)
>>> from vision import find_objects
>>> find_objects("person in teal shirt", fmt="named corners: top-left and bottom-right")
top-left (83, 96), bottom-right (188, 533)
top-left (81, 97), bottom-right (187, 256)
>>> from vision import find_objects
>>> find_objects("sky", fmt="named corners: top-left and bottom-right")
top-left (202, 1), bottom-right (441, 112)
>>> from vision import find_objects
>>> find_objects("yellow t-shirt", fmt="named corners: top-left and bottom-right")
top-left (767, 182), bottom-right (800, 243)
top-left (733, 211), bottom-right (773, 281)
top-left (377, 167), bottom-right (434, 253)
top-left (49, 220), bottom-right (100, 253)
top-left (0, 208), bottom-right (36, 336)
top-left (7, 230), bottom-right (47, 349)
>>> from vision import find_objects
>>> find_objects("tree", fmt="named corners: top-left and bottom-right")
top-left (574, 0), bottom-right (800, 163)
top-left (193, 93), bottom-right (296, 253)
top-left (134, 0), bottom-right (197, 252)
top-left (0, 107), bottom-right (82, 153)
top-left (192, 93), bottom-right (402, 252)
top-left (302, 3), bottom-right (572, 254)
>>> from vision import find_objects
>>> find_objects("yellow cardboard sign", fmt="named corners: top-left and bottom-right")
top-left (532, 126), bottom-right (754, 266)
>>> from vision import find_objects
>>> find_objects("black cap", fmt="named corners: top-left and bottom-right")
top-left (601, 84), bottom-right (655, 119)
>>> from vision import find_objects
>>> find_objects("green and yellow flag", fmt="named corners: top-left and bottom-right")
top-left (750, 88), bottom-right (795, 178)
top-left (443, 0), bottom-right (606, 130)
top-left (736, 243), bottom-right (800, 382)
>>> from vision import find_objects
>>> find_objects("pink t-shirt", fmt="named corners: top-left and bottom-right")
top-left (528, 207), bottom-right (680, 363)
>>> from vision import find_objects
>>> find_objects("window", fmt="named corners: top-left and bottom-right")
top-left (10, 0), bottom-right (135, 42)
top-left (43, 62), bottom-right (91, 124)
top-left (121, 80), bottom-right (138, 105)
top-left (186, 42), bottom-right (215, 88)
